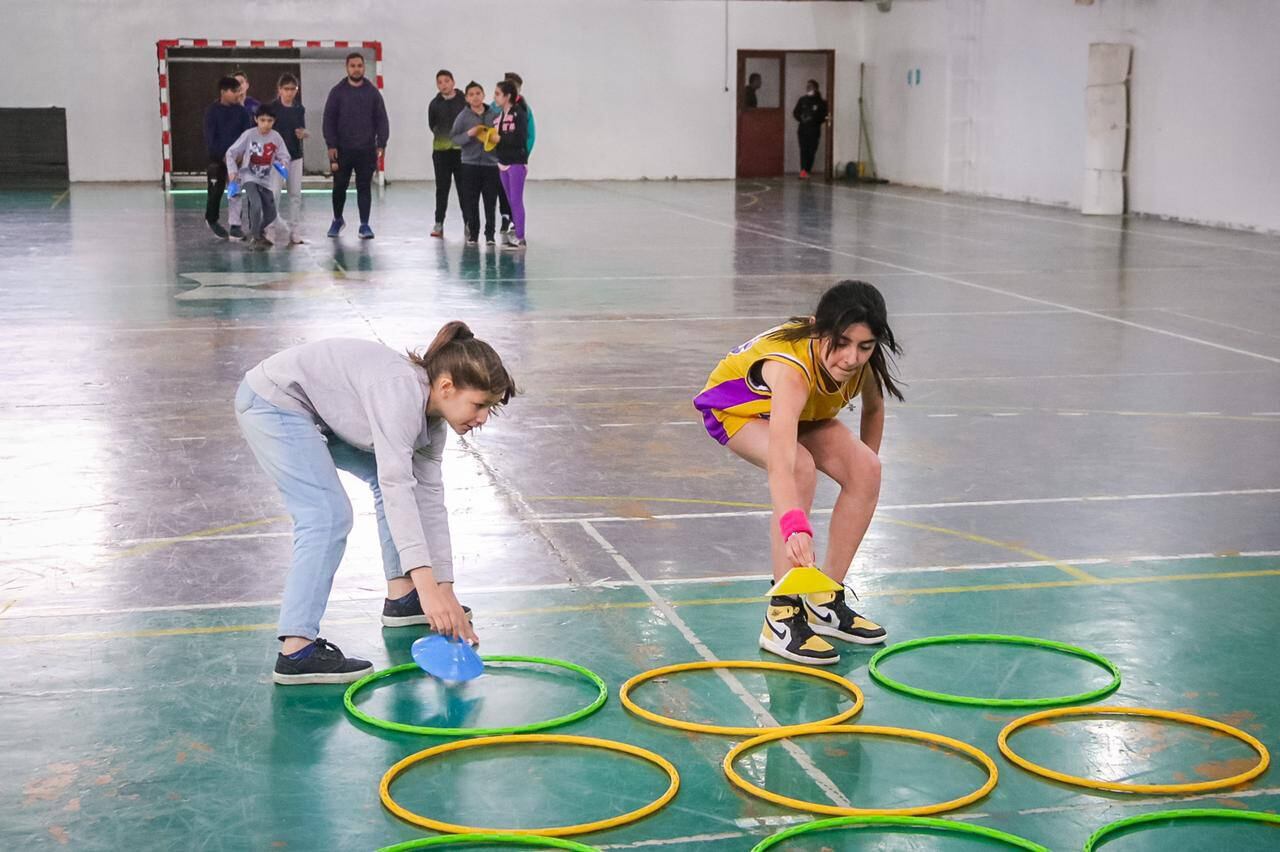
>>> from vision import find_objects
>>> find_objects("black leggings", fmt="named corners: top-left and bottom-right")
top-left (432, 149), bottom-right (463, 223)
top-left (798, 125), bottom-right (822, 173)
top-left (332, 148), bottom-right (378, 224)
top-left (205, 159), bottom-right (227, 223)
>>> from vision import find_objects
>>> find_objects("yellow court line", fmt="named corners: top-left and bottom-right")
top-left (532, 495), bottom-right (1098, 582)
top-left (111, 516), bottom-right (289, 559)
top-left (887, 518), bottom-right (1098, 582)
top-left (109, 496), bottom-right (1096, 585)
top-left (2, 568), bottom-right (1276, 646)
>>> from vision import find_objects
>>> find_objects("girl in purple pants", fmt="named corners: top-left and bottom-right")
top-left (493, 80), bottom-right (530, 250)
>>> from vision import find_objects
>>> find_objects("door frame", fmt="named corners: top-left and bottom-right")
top-left (735, 48), bottom-right (836, 182)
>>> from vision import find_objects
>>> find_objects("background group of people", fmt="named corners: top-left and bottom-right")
top-left (202, 56), bottom-right (532, 249)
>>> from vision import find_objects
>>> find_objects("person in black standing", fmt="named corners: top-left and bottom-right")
top-left (428, 69), bottom-right (467, 238)
top-left (793, 79), bottom-right (828, 180)
top-left (493, 72), bottom-right (534, 236)
top-left (203, 75), bottom-right (253, 238)
top-left (450, 82), bottom-right (500, 246)
top-left (268, 73), bottom-right (307, 245)
top-left (322, 53), bottom-right (390, 240)
top-left (744, 72), bottom-right (762, 110)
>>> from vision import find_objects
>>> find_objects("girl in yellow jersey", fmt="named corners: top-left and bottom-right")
top-left (694, 280), bottom-right (904, 665)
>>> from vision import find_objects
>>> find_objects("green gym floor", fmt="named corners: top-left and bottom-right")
top-left (2, 180), bottom-right (1278, 850)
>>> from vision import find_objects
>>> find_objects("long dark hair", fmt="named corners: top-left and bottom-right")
top-left (769, 280), bottom-right (904, 401)
top-left (408, 321), bottom-right (517, 406)
top-left (494, 80), bottom-right (519, 104)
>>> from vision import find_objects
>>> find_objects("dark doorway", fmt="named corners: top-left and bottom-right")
top-left (167, 47), bottom-right (301, 174)
top-left (0, 108), bottom-right (69, 185)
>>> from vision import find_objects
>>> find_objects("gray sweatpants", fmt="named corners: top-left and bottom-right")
top-left (270, 158), bottom-right (303, 242)
top-left (243, 182), bottom-right (277, 238)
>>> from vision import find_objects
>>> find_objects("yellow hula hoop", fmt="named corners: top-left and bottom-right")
top-left (380, 734), bottom-right (679, 837)
top-left (620, 660), bottom-right (865, 736)
top-left (998, 706), bottom-right (1271, 794)
top-left (724, 724), bottom-right (999, 816)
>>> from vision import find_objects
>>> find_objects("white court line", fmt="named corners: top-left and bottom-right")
top-left (841, 184), bottom-right (1280, 257)
top-left (577, 520), bottom-right (853, 809)
top-left (648, 200), bottom-right (1280, 365)
top-left (6, 550), bottom-right (1276, 622)
top-left (1161, 309), bottom-right (1280, 340)
top-left (546, 367), bottom-right (1267, 393)
top-left (94, 486), bottom-right (1280, 551)
top-left (550, 487), bottom-right (1280, 524)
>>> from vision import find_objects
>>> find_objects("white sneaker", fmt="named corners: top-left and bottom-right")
top-left (804, 588), bottom-right (887, 644)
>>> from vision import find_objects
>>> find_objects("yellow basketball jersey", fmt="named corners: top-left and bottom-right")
top-left (694, 323), bottom-right (867, 444)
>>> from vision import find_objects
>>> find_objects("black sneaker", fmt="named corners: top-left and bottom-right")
top-left (381, 588), bottom-right (473, 628)
top-left (805, 588), bottom-right (887, 644)
top-left (759, 595), bottom-right (839, 665)
top-left (228, 225), bottom-right (244, 240)
top-left (207, 220), bottom-right (229, 239)
top-left (500, 215), bottom-right (511, 234)
top-left (272, 638), bottom-right (373, 685)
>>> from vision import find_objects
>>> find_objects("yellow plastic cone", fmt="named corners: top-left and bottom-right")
top-left (767, 566), bottom-right (843, 597)
top-left (476, 126), bottom-right (500, 152)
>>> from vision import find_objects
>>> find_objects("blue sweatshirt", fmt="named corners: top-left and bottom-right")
top-left (204, 101), bottom-right (253, 160)
top-left (322, 78), bottom-right (390, 152)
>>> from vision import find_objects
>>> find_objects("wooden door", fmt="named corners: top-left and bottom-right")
top-left (736, 51), bottom-right (785, 178)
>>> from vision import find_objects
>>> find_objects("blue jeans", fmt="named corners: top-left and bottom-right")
top-left (235, 379), bottom-right (405, 640)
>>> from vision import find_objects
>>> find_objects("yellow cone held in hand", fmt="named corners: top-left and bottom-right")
top-left (476, 126), bottom-right (500, 152)
top-left (767, 566), bottom-right (843, 597)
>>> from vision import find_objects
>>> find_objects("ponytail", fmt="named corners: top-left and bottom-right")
top-left (409, 321), bottom-right (517, 405)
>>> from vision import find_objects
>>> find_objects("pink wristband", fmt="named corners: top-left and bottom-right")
top-left (779, 509), bottom-right (813, 541)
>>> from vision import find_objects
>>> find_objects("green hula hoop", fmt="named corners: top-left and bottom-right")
top-left (868, 634), bottom-right (1121, 707)
top-left (751, 815), bottom-right (1050, 851)
top-left (345, 656), bottom-right (608, 737)
top-left (378, 834), bottom-right (599, 852)
top-left (1084, 808), bottom-right (1280, 851)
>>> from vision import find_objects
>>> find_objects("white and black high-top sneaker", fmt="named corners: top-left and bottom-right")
top-left (804, 588), bottom-right (887, 644)
top-left (759, 596), bottom-right (840, 665)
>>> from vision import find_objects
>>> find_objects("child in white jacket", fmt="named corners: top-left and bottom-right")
top-left (226, 104), bottom-right (291, 250)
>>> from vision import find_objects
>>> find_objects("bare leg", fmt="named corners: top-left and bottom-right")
top-left (798, 419), bottom-right (882, 584)
top-left (726, 420), bottom-right (817, 581)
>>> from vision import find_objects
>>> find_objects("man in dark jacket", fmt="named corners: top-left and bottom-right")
top-left (204, 76), bottom-right (253, 238)
top-left (322, 53), bottom-right (390, 239)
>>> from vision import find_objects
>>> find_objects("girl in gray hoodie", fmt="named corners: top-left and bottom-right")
top-left (236, 322), bottom-right (516, 684)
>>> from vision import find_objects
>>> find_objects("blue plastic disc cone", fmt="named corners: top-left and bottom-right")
top-left (411, 634), bottom-right (484, 682)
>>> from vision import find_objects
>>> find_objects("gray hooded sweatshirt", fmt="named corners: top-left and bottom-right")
top-left (245, 338), bottom-right (453, 579)
top-left (451, 104), bottom-right (501, 167)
